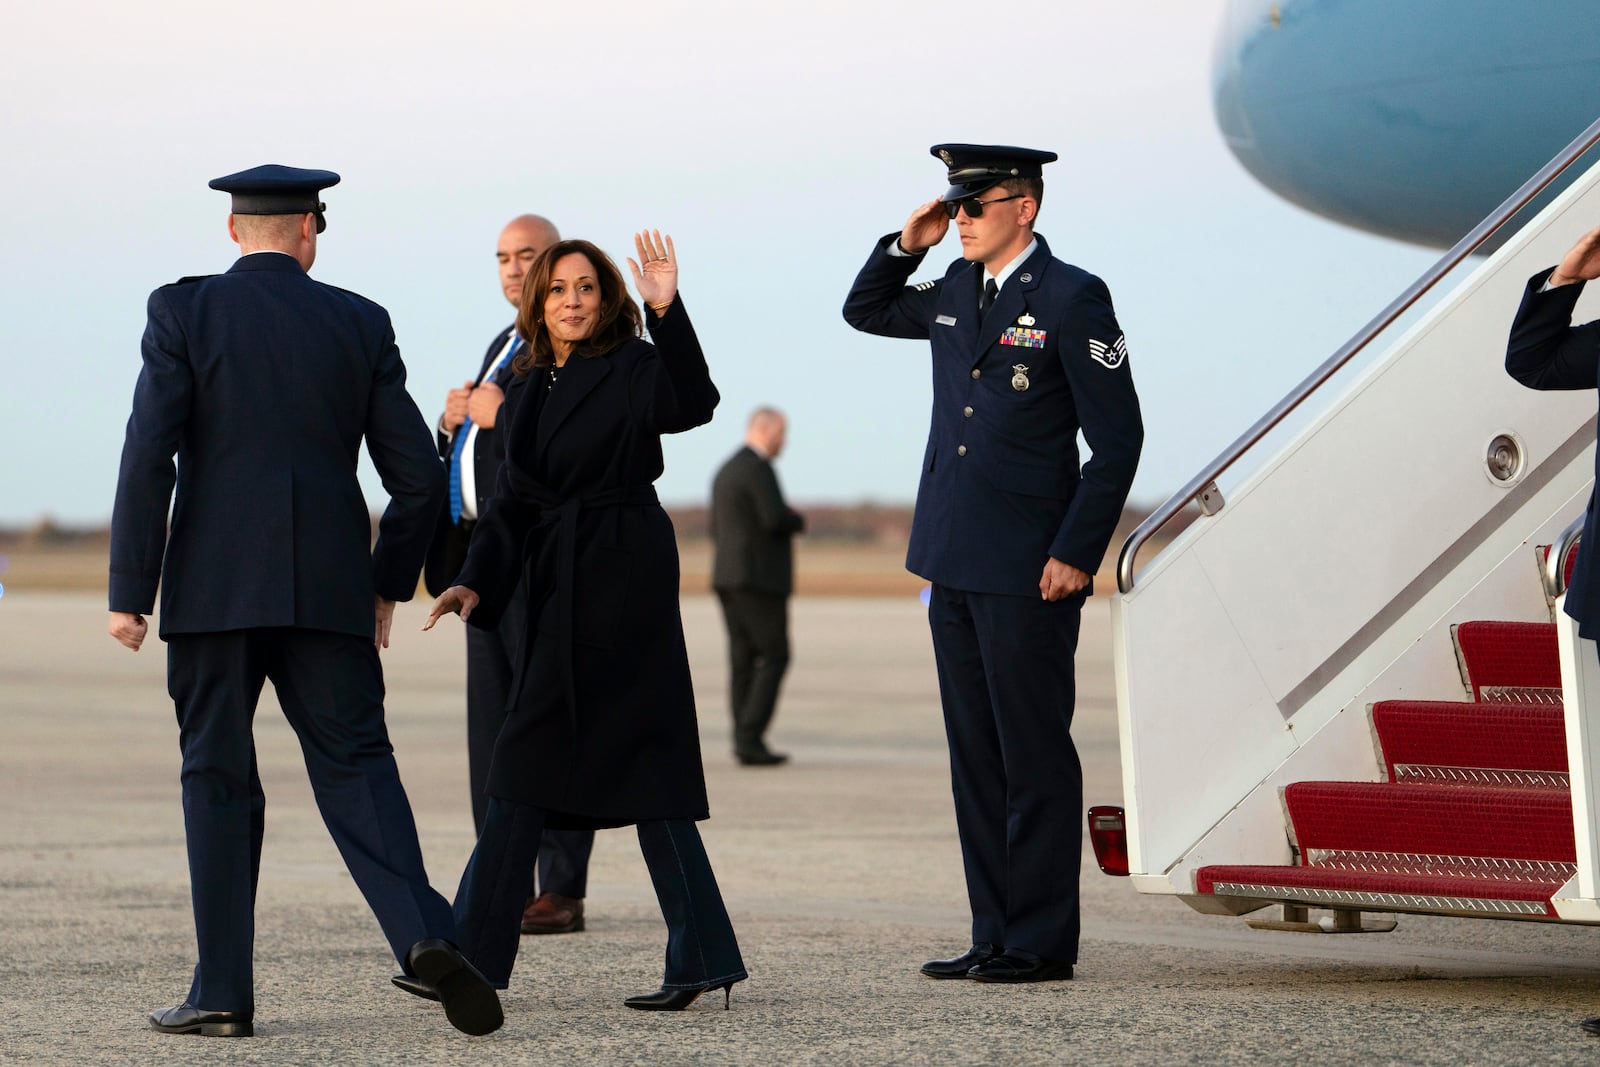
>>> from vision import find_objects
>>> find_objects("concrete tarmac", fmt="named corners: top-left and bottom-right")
top-left (3, 592), bottom-right (1600, 1064)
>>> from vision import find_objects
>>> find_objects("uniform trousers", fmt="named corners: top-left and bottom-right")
top-left (927, 584), bottom-right (1083, 963)
top-left (715, 588), bottom-right (790, 755)
top-left (465, 576), bottom-right (595, 897)
top-left (453, 797), bottom-right (747, 990)
top-left (166, 629), bottom-right (457, 1012)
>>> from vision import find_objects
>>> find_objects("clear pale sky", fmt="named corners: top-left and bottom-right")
top-left (0, 0), bottom-right (1441, 524)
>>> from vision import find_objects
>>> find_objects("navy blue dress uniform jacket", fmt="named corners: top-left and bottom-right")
top-left (453, 296), bottom-right (720, 828)
top-left (843, 234), bottom-right (1143, 595)
top-left (110, 252), bottom-right (444, 636)
top-left (423, 325), bottom-right (517, 598)
top-left (1506, 267), bottom-right (1600, 637)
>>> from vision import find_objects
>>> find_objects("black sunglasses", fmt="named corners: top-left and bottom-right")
top-left (943, 193), bottom-right (1024, 219)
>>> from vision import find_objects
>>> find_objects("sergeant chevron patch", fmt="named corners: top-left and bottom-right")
top-left (914, 281), bottom-right (936, 291)
top-left (1088, 334), bottom-right (1128, 369)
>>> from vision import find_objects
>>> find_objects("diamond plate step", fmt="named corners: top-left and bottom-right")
top-left (1196, 865), bottom-right (1565, 917)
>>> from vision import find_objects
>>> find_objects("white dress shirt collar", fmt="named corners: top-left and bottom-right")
top-left (984, 237), bottom-right (1039, 293)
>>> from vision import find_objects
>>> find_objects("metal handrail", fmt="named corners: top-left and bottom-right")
top-left (1117, 114), bottom-right (1600, 594)
top-left (1545, 514), bottom-right (1586, 600)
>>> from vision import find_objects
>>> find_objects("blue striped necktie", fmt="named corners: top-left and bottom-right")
top-left (448, 337), bottom-right (520, 524)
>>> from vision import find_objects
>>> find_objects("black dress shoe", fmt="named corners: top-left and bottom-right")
top-left (967, 949), bottom-right (1074, 983)
top-left (148, 1002), bottom-right (253, 1037)
top-left (920, 942), bottom-right (1001, 979)
top-left (624, 980), bottom-right (738, 1011)
top-left (1581, 1017), bottom-right (1600, 1035)
top-left (736, 748), bottom-right (789, 766)
top-left (405, 938), bottom-right (503, 1035)
top-left (391, 973), bottom-right (440, 1002)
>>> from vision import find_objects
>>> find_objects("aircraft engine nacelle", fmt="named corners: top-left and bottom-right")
top-left (1214, 0), bottom-right (1600, 249)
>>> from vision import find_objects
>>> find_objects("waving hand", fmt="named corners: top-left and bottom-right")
top-left (628, 230), bottom-right (678, 311)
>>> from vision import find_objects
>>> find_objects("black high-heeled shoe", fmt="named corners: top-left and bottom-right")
top-left (623, 981), bottom-right (736, 1011)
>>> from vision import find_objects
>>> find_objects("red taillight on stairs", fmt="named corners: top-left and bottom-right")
top-left (1088, 805), bottom-right (1129, 876)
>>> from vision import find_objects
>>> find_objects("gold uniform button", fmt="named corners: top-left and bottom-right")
top-left (957, 445), bottom-right (968, 457)
top-left (970, 368), bottom-right (981, 379)
top-left (963, 406), bottom-right (973, 417)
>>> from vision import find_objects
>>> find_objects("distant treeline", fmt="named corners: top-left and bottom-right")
top-left (0, 502), bottom-right (1194, 550)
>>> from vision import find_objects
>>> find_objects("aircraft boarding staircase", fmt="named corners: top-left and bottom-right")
top-left (1196, 553), bottom-right (1578, 924)
top-left (1102, 117), bottom-right (1600, 931)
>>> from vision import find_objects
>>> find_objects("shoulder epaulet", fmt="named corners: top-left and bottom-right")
top-left (914, 280), bottom-right (936, 291)
top-left (173, 274), bottom-right (216, 285)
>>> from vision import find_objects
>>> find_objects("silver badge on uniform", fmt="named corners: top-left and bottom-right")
top-left (1019, 273), bottom-right (1032, 283)
top-left (1017, 312), bottom-right (1035, 327)
top-left (1011, 364), bottom-right (1031, 391)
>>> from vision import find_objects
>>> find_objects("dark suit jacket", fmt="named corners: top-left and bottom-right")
top-left (843, 233), bottom-right (1143, 597)
top-left (109, 252), bottom-right (445, 639)
top-left (423, 325), bottom-right (519, 597)
top-left (1505, 267), bottom-right (1600, 636)
top-left (710, 446), bottom-right (804, 597)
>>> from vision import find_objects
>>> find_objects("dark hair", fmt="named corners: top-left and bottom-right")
top-left (513, 239), bottom-right (642, 373)
top-left (999, 176), bottom-right (1044, 218)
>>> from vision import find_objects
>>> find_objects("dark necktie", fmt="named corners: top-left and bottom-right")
top-left (980, 278), bottom-right (998, 315)
top-left (449, 337), bottom-right (521, 524)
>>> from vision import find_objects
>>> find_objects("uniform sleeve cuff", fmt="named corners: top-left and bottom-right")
top-left (108, 573), bottom-right (158, 615)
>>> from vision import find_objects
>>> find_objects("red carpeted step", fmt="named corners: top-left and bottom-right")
top-left (1285, 781), bottom-right (1574, 862)
top-left (1453, 621), bottom-right (1559, 700)
top-left (1371, 700), bottom-right (1568, 785)
top-left (1195, 864), bottom-right (1564, 915)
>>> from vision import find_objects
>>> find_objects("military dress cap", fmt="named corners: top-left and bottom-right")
top-left (208, 164), bottom-right (341, 233)
top-left (930, 143), bottom-right (1058, 201)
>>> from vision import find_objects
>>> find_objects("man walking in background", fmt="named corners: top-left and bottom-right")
top-left (425, 213), bottom-right (595, 936)
top-left (711, 407), bottom-right (805, 766)
top-left (108, 164), bottom-right (500, 1036)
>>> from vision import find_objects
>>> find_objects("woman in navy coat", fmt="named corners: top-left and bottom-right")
top-left (423, 232), bottom-right (746, 1010)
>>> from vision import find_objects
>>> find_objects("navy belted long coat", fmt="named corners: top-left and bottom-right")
top-left (453, 296), bottom-right (719, 828)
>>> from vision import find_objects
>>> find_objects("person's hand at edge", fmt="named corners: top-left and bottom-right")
top-left (422, 585), bottom-right (481, 631)
top-left (109, 611), bottom-right (147, 651)
top-left (1039, 558), bottom-right (1089, 601)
